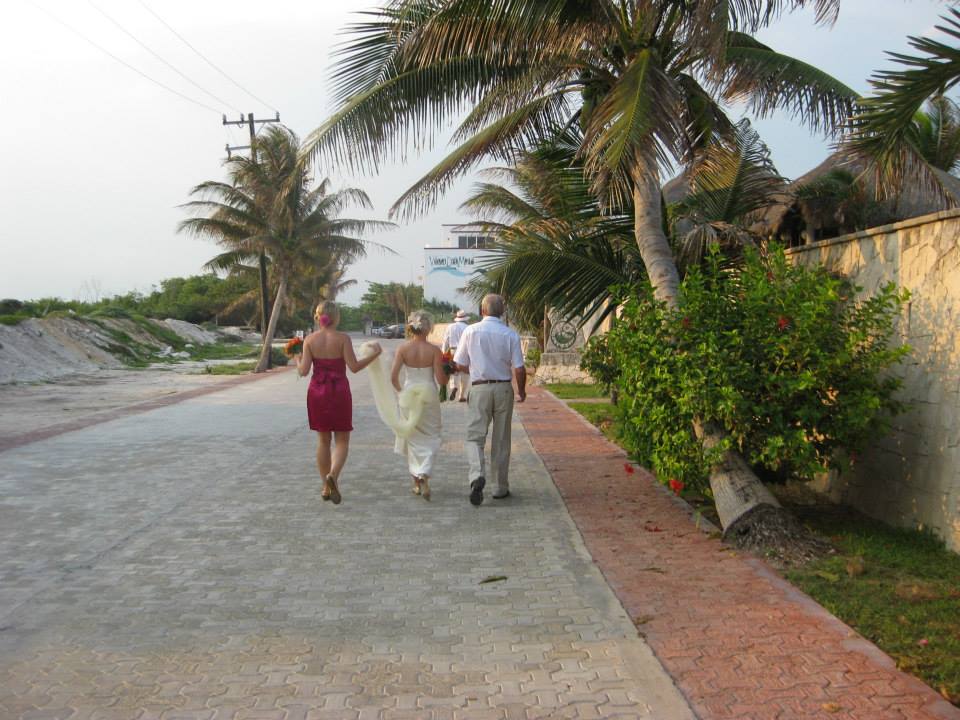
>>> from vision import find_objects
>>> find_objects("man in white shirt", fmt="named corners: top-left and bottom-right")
top-left (441, 309), bottom-right (471, 402)
top-left (453, 294), bottom-right (526, 506)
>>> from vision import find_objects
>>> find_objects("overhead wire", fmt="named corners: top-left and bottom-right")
top-left (23, 0), bottom-right (222, 115)
top-left (86, 0), bottom-right (242, 114)
top-left (138, 0), bottom-right (278, 114)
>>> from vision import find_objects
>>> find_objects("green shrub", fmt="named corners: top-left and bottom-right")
top-left (525, 345), bottom-right (541, 368)
top-left (582, 246), bottom-right (909, 492)
top-left (270, 346), bottom-right (289, 366)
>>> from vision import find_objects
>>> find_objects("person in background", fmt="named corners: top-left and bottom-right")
top-left (453, 294), bottom-right (526, 506)
top-left (441, 309), bottom-right (471, 402)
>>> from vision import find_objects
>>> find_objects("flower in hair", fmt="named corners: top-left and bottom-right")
top-left (319, 314), bottom-right (332, 327)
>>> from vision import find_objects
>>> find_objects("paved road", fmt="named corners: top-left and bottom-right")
top-left (0, 351), bottom-right (693, 720)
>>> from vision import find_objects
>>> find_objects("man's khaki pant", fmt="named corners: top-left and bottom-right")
top-left (465, 382), bottom-right (514, 492)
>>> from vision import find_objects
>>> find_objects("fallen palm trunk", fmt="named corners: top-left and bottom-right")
top-left (697, 420), bottom-right (829, 563)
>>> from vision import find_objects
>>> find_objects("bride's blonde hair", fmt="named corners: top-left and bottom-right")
top-left (315, 300), bottom-right (339, 328)
top-left (407, 310), bottom-right (433, 337)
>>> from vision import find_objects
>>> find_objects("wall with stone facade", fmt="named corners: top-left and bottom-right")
top-left (788, 210), bottom-right (960, 551)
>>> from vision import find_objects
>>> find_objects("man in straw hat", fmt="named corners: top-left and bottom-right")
top-left (453, 294), bottom-right (526, 505)
top-left (442, 308), bottom-right (471, 402)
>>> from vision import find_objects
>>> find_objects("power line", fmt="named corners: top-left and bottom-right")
top-left (23, 0), bottom-right (221, 115)
top-left (86, 0), bottom-right (241, 114)
top-left (138, 0), bottom-right (278, 114)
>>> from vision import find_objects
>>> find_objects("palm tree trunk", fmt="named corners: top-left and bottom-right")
top-left (259, 253), bottom-right (272, 370)
top-left (631, 169), bottom-right (780, 537)
top-left (632, 170), bottom-right (680, 306)
top-left (254, 274), bottom-right (287, 373)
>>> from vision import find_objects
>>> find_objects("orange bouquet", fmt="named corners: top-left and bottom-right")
top-left (285, 336), bottom-right (303, 357)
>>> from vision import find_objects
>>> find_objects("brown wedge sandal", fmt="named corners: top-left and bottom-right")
top-left (326, 474), bottom-right (342, 505)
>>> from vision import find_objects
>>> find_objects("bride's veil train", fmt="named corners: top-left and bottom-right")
top-left (358, 341), bottom-right (429, 440)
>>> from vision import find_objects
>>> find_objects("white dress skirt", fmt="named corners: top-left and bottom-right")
top-left (393, 365), bottom-right (442, 477)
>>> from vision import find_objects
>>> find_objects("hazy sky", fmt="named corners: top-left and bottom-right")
top-left (0, 0), bottom-right (951, 305)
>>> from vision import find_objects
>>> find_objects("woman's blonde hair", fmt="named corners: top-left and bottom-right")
top-left (315, 300), bottom-right (339, 328)
top-left (407, 309), bottom-right (433, 336)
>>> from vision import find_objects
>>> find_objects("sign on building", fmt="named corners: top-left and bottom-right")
top-left (423, 247), bottom-right (495, 310)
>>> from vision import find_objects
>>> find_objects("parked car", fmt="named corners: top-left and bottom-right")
top-left (371, 326), bottom-right (384, 337)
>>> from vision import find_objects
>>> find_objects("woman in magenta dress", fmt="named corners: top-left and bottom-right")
top-left (297, 301), bottom-right (381, 504)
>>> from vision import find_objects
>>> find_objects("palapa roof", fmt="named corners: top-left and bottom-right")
top-left (753, 150), bottom-right (960, 235)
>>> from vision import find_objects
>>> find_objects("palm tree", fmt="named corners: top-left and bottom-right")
top-left (669, 119), bottom-right (787, 268)
top-left (462, 128), bottom-right (641, 332)
top-left (911, 95), bottom-right (960, 174)
top-left (181, 126), bottom-right (392, 371)
top-left (849, 8), bottom-right (960, 191)
top-left (307, 0), bottom-right (857, 541)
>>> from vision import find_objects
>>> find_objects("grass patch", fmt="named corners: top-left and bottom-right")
top-left (567, 401), bottom-right (622, 443)
top-left (545, 382), bottom-right (608, 399)
top-left (129, 315), bottom-right (186, 350)
top-left (783, 497), bottom-right (960, 705)
top-left (199, 361), bottom-right (256, 375)
top-left (190, 342), bottom-right (259, 360)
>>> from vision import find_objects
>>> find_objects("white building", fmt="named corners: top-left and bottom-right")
top-left (423, 223), bottom-right (497, 312)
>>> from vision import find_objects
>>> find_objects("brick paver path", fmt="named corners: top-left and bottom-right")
top-left (0, 351), bottom-right (693, 719)
top-left (517, 387), bottom-right (960, 720)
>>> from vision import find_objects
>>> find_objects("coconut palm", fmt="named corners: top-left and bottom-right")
top-left (462, 128), bottom-right (641, 331)
top-left (307, 0), bottom-right (857, 540)
top-left (911, 95), bottom-right (960, 174)
top-left (669, 119), bottom-right (787, 268)
top-left (849, 8), bottom-right (960, 191)
top-left (181, 126), bottom-right (392, 372)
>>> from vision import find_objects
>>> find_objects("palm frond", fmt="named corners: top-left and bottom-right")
top-left (389, 88), bottom-right (576, 219)
top-left (581, 46), bottom-right (686, 208)
top-left (202, 250), bottom-right (260, 274)
top-left (671, 119), bottom-right (786, 268)
top-left (717, 32), bottom-right (858, 135)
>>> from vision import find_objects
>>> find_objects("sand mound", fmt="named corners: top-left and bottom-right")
top-left (163, 319), bottom-right (219, 345)
top-left (0, 316), bottom-right (219, 384)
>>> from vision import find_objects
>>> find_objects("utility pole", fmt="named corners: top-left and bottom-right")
top-left (222, 112), bottom-right (281, 367)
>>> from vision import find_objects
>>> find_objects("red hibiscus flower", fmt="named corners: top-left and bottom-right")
top-left (668, 478), bottom-right (684, 495)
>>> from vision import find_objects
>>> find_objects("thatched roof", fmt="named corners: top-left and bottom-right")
top-left (754, 151), bottom-right (960, 237)
top-left (661, 172), bottom-right (692, 205)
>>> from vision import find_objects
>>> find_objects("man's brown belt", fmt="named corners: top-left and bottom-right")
top-left (472, 379), bottom-right (511, 386)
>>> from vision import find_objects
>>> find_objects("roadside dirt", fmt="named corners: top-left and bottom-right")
top-left (0, 366), bottom-right (244, 441)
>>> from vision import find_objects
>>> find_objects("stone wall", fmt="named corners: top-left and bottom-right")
top-left (788, 209), bottom-right (960, 551)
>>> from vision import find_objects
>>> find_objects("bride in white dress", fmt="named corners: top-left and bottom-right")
top-left (389, 311), bottom-right (446, 499)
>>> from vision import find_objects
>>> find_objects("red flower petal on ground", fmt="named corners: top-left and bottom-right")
top-left (624, 463), bottom-right (635, 474)
top-left (918, 638), bottom-right (929, 647)
top-left (777, 316), bottom-right (791, 331)
top-left (668, 478), bottom-right (684, 495)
